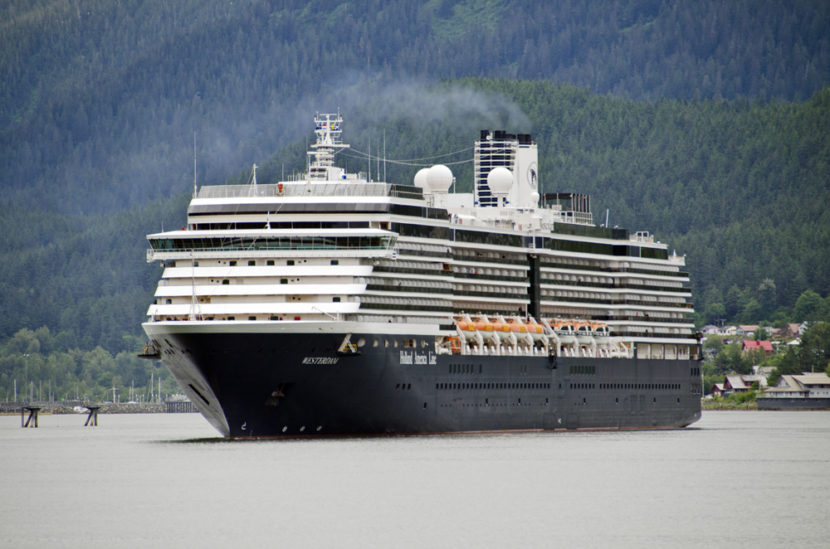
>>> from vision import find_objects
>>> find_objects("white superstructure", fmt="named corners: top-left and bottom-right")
top-left (145, 114), bottom-right (697, 361)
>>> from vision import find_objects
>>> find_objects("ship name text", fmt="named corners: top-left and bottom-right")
top-left (399, 351), bottom-right (437, 366)
top-left (302, 357), bottom-right (340, 365)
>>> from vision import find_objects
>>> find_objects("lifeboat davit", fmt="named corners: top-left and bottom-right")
top-left (575, 322), bottom-right (594, 344)
top-left (473, 317), bottom-right (500, 347)
top-left (505, 317), bottom-right (534, 348)
top-left (547, 319), bottom-right (577, 355)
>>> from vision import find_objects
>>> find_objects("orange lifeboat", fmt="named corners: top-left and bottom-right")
top-left (590, 322), bottom-right (609, 336)
top-left (574, 321), bottom-right (592, 333)
top-left (474, 318), bottom-right (495, 332)
top-left (490, 320), bottom-right (511, 333)
top-left (456, 318), bottom-right (476, 331)
top-left (507, 319), bottom-right (528, 333)
top-left (550, 320), bottom-right (574, 333)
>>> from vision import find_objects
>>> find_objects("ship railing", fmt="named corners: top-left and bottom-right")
top-left (549, 210), bottom-right (593, 226)
top-left (630, 231), bottom-right (655, 243)
top-left (196, 182), bottom-right (420, 200)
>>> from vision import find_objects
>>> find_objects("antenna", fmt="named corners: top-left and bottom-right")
top-left (368, 140), bottom-right (371, 182)
top-left (605, 209), bottom-right (609, 227)
top-left (383, 130), bottom-right (387, 183)
top-left (193, 131), bottom-right (197, 198)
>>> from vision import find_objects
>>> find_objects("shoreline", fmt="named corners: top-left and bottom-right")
top-left (0, 402), bottom-right (172, 415)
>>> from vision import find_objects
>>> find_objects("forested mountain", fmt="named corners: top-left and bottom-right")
top-left (1, 0), bottom-right (829, 368)
top-left (3, 0), bottom-right (828, 214)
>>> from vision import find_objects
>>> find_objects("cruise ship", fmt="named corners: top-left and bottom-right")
top-left (142, 113), bottom-right (702, 438)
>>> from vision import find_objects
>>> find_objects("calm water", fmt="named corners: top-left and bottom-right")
top-left (1, 410), bottom-right (828, 548)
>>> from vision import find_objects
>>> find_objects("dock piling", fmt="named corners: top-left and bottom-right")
top-left (84, 405), bottom-right (100, 426)
top-left (21, 406), bottom-right (41, 428)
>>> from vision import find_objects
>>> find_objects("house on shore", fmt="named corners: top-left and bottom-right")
top-left (742, 340), bottom-right (774, 355)
top-left (758, 372), bottom-right (830, 410)
top-left (721, 374), bottom-right (767, 395)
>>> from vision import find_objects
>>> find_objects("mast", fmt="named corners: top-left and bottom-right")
top-left (307, 113), bottom-right (349, 181)
top-left (193, 131), bottom-right (197, 198)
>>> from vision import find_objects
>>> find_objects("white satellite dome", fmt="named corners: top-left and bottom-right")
top-left (414, 168), bottom-right (429, 189)
top-left (531, 191), bottom-right (540, 205)
top-left (426, 164), bottom-right (453, 192)
top-left (487, 167), bottom-right (513, 194)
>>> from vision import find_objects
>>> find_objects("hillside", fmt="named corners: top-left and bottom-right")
top-left (2, 0), bottom-right (828, 214)
top-left (1, 0), bottom-right (829, 357)
top-left (2, 80), bottom-right (829, 356)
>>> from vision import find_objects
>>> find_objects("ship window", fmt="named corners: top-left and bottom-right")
top-left (330, 259), bottom-right (339, 265)
top-left (165, 299), bottom-right (172, 304)
top-left (267, 260), bottom-right (275, 266)
top-left (194, 261), bottom-right (199, 266)
top-left (281, 279), bottom-right (288, 284)
top-left (333, 297), bottom-right (340, 302)
top-left (373, 339), bottom-right (379, 347)
top-left (394, 340), bottom-right (399, 348)
top-left (248, 316), bottom-right (256, 321)
top-left (222, 279), bottom-right (229, 285)
top-left (229, 261), bottom-right (237, 266)
top-left (287, 260), bottom-right (295, 265)
top-left (227, 316), bottom-right (235, 320)
top-left (248, 260), bottom-right (256, 266)
top-left (270, 316), bottom-right (278, 320)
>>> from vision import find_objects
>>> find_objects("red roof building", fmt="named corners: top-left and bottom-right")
top-left (742, 340), bottom-right (773, 354)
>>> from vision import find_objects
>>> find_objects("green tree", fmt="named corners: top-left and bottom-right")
top-left (710, 343), bottom-right (752, 375)
top-left (798, 321), bottom-right (830, 373)
top-left (794, 290), bottom-right (823, 322)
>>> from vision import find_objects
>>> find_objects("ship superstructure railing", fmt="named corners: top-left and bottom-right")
top-left (196, 182), bottom-right (424, 200)
top-left (548, 210), bottom-right (593, 226)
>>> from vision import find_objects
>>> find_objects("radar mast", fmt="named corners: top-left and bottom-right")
top-left (307, 113), bottom-right (350, 181)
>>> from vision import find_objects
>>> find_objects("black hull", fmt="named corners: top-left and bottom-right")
top-left (156, 331), bottom-right (702, 438)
